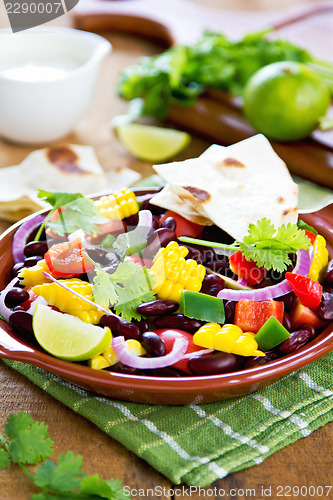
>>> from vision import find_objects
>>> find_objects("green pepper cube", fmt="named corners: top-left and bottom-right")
top-left (254, 316), bottom-right (290, 351)
top-left (179, 290), bottom-right (225, 324)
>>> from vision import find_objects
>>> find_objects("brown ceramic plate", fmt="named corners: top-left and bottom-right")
top-left (0, 189), bottom-right (332, 405)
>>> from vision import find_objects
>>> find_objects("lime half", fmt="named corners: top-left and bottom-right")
top-left (33, 304), bottom-right (111, 361)
top-left (115, 123), bottom-right (191, 162)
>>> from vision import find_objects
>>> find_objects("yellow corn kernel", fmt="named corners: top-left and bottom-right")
top-left (89, 339), bottom-right (146, 370)
top-left (151, 241), bottom-right (206, 302)
top-left (94, 188), bottom-right (138, 220)
top-left (308, 235), bottom-right (329, 282)
top-left (89, 356), bottom-right (110, 370)
top-left (193, 323), bottom-right (264, 356)
top-left (32, 278), bottom-right (107, 324)
top-left (18, 260), bottom-right (51, 288)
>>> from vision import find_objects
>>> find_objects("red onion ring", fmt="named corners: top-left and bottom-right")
top-left (12, 214), bottom-right (45, 263)
top-left (217, 249), bottom-right (311, 301)
top-left (112, 335), bottom-right (189, 369)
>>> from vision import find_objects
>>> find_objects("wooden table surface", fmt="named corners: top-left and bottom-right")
top-left (1, 1), bottom-right (332, 499)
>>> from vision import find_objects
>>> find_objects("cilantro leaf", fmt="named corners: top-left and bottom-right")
top-left (33, 451), bottom-right (86, 492)
top-left (47, 197), bottom-right (108, 237)
top-left (239, 218), bottom-right (311, 272)
top-left (81, 474), bottom-right (128, 500)
top-left (0, 449), bottom-right (10, 470)
top-left (37, 190), bottom-right (83, 210)
top-left (4, 412), bottom-right (54, 465)
top-left (93, 260), bottom-right (156, 321)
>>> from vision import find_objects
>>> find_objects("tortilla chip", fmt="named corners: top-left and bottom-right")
top-left (153, 135), bottom-right (298, 241)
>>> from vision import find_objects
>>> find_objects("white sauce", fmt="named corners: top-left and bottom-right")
top-left (2, 63), bottom-right (68, 82)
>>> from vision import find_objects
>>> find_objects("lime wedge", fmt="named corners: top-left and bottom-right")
top-left (115, 123), bottom-right (191, 162)
top-left (33, 304), bottom-right (111, 362)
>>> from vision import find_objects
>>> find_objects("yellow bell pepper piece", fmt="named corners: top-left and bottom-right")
top-left (308, 235), bottom-right (329, 282)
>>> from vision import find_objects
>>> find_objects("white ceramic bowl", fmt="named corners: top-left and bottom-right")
top-left (0, 28), bottom-right (111, 144)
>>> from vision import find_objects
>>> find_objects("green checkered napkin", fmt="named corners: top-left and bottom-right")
top-left (3, 353), bottom-right (333, 487)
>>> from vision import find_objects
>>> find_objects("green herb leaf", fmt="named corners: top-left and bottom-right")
top-left (81, 474), bottom-right (129, 500)
top-left (37, 190), bottom-right (83, 210)
top-left (0, 449), bottom-right (10, 470)
top-left (4, 412), bottom-right (54, 465)
top-left (93, 260), bottom-right (155, 321)
top-left (33, 451), bottom-right (86, 492)
top-left (46, 197), bottom-right (108, 237)
top-left (239, 219), bottom-right (311, 272)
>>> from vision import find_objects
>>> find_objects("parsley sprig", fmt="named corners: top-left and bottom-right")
top-left (0, 412), bottom-right (127, 500)
top-left (35, 190), bottom-right (107, 241)
top-left (179, 218), bottom-right (311, 273)
top-left (92, 259), bottom-right (155, 321)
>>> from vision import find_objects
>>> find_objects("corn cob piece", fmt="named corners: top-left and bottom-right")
top-left (308, 235), bottom-right (329, 282)
top-left (94, 188), bottom-right (139, 220)
top-left (32, 278), bottom-right (107, 324)
top-left (150, 241), bottom-right (206, 302)
top-left (89, 339), bottom-right (146, 370)
top-left (193, 323), bottom-right (265, 357)
top-left (18, 260), bottom-right (51, 288)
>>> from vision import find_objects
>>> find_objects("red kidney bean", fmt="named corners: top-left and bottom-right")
top-left (188, 352), bottom-right (241, 375)
top-left (140, 198), bottom-right (166, 215)
top-left (137, 299), bottom-right (178, 316)
top-left (27, 223), bottom-right (46, 243)
top-left (205, 259), bottom-right (235, 278)
top-left (154, 313), bottom-right (203, 332)
top-left (24, 240), bottom-right (48, 258)
top-left (108, 362), bottom-right (142, 375)
top-left (316, 292), bottom-right (333, 321)
top-left (161, 216), bottom-right (177, 232)
top-left (139, 331), bottom-right (166, 357)
top-left (244, 350), bottom-right (279, 369)
top-left (5, 288), bottom-right (30, 308)
top-left (277, 291), bottom-right (296, 312)
top-left (297, 323), bottom-right (316, 340)
top-left (87, 248), bottom-right (109, 264)
top-left (224, 301), bottom-right (237, 323)
top-left (133, 318), bottom-right (150, 334)
top-left (9, 311), bottom-right (34, 340)
top-left (202, 225), bottom-right (234, 245)
top-left (11, 262), bottom-right (25, 278)
top-left (200, 274), bottom-right (225, 296)
top-left (124, 213), bottom-right (139, 227)
top-left (24, 256), bottom-right (43, 267)
top-left (152, 215), bottom-right (160, 230)
top-left (101, 314), bottom-right (140, 340)
top-left (143, 228), bottom-right (177, 257)
top-left (282, 312), bottom-right (292, 332)
top-left (147, 367), bottom-right (187, 377)
top-left (322, 259), bottom-right (333, 284)
top-left (279, 329), bottom-right (311, 354)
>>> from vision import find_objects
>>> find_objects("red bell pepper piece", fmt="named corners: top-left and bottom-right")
top-left (290, 298), bottom-right (327, 330)
top-left (302, 229), bottom-right (316, 245)
top-left (159, 211), bottom-right (203, 238)
top-left (285, 273), bottom-right (322, 310)
top-left (234, 299), bottom-right (284, 334)
top-left (154, 328), bottom-right (204, 373)
top-left (229, 250), bottom-right (267, 285)
top-left (45, 238), bottom-right (94, 277)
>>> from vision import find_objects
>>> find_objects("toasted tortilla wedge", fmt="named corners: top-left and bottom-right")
top-left (153, 135), bottom-right (298, 241)
top-left (0, 145), bottom-right (140, 221)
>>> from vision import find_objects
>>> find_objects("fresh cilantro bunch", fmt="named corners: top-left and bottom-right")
top-left (92, 260), bottom-right (155, 321)
top-left (238, 218), bottom-right (311, 272)
top-left (0, 412), bottom-right (127, 500)
top-left (117, 30), bottom-right (317, 121)
top-left (179, 218), bottom-right (311, 273)
top-left (36, 190), bottom-right (108, 240)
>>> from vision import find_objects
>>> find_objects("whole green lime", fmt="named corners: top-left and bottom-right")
top-left (243, 61), bottom-right (331, 141)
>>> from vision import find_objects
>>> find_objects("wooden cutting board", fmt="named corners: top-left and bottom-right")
top-left (73, 0), bottom-right (333, 188)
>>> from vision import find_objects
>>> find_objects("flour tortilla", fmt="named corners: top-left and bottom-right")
top-left (0, 145), bottom-right (140, 221)
top-left (153, 135), bottom-right (298, 241)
